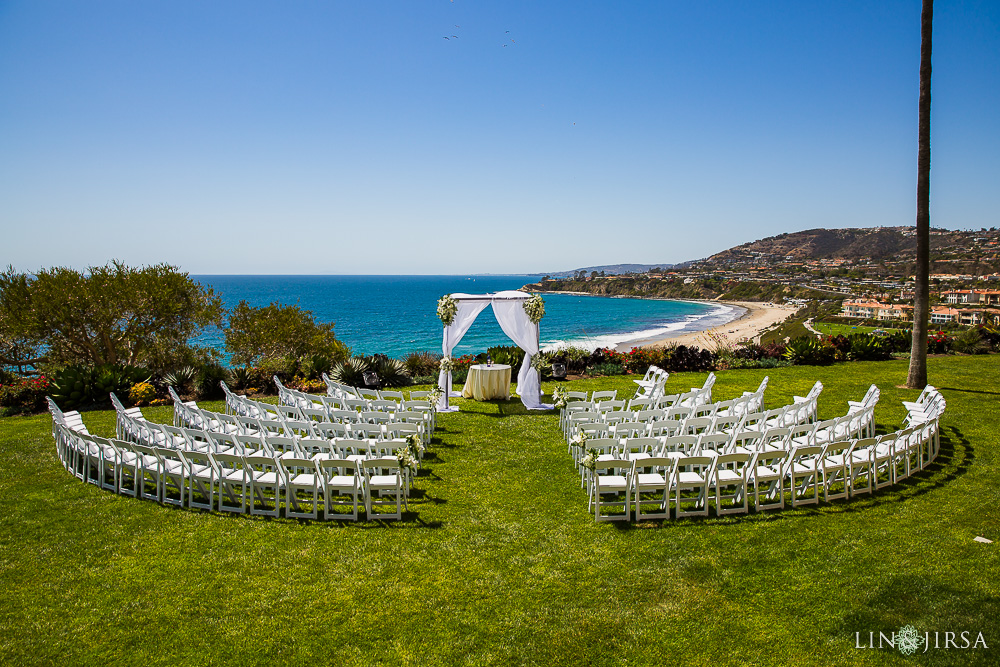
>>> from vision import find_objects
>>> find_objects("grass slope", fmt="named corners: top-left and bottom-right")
top-left (1, 356), bottom-right (998, 665)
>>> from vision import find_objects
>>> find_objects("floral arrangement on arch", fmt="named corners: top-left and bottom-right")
top-left (529, 354), bottom-right (548, 373)
top-left (437, 294), bottom-right (458, 326)
top-left (439, 356), bottom-right (454, 375)
top-left (523, 294), bottom-right (545, 324)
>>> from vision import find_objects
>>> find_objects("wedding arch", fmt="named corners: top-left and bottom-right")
top-left (436, 291), bottom-right (552, 412)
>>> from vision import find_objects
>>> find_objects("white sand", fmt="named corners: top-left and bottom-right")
top-left (615, 301), bottom-right (800, 352)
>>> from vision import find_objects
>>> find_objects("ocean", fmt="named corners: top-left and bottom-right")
top-left (190, 275), bottom-right (740, 361)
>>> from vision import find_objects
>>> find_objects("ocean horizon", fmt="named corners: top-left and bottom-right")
top-left (190, 275), bottom-right (739, 362)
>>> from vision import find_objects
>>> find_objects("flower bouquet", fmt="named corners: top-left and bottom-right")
top-left (552, 386), bottom-right (567, 409)
top-left (437, 294), bottom-right (458, 326)
top-left (523, 293), bottom-right (545, 323)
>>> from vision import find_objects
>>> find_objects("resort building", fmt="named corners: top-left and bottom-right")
top-left (840, 299), bottom-right (912, 321)
top-left (940, 289), bottom-right (1000, 306)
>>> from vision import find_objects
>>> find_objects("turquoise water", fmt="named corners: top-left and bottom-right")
top-left (191, 275), bottom-right (739, 361)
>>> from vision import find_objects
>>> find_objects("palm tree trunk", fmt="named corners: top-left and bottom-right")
top-left (907, 0), bottom-right (933, 389)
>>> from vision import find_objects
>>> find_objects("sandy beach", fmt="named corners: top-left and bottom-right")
top-left (615, 300), bottom-right (800, 352)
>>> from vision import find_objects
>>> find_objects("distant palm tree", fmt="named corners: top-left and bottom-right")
top-left (907, 0), bottom-right (933, 389)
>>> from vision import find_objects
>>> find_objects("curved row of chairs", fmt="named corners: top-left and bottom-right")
top-left (563, 379), bottom-right (828, 450)
top-left (579, 384), bottom-right (944, 521)
top-left (219, 381), bottom-right (437, 443)
top-left (47, 383), bottom-right (432, 520)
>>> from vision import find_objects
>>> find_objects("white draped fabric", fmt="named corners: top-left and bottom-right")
top-left (437, 295), bottom-right (490, 411)
top-left (490, 291), bottom-right (551, 410)
top-left (436, 292), bottom-right (552, 411)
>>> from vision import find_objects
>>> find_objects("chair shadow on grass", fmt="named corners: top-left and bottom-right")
top-left (609, 425), bottom-right (973, 531)
top-left (938, 386), bottom-right (1000, 396)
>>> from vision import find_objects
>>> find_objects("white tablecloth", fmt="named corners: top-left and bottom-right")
top-left (462, 364), bottom-right (512, 401)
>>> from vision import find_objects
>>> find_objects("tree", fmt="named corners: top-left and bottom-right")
top-left (908, 0), bottom-right (933, 389)
top-left (0, 262), bottom-right (224, 372)
top-left (224, 301), bottom-right (350, 368)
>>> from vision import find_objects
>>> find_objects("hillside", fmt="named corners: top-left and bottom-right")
top-left (705, 226), bottom-right (999, 269)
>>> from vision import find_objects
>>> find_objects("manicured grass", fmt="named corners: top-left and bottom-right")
top-left (2, 356), bottom-right (999, 665)
top-left (814, 322), bottom-right (906, 336)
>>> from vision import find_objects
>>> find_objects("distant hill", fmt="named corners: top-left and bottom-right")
top-left (540, 226), bottom-right (999, 277)
top-left (707, 227), bottom-right (921, 262)
top-left (542, 263), bottom-right (681, 278)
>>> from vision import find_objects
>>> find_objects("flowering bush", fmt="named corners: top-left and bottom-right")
top-left (927, 331), bottom-right (952, 355)
top-left (128, 381), bottom-right (156, 406)
top-left (437, 295), bottom-right (457, 326)
top-left (288, 376), bottom-right (327, 394)
top-left (0, 375), bottom-right (53, 415)
top-left (523, 294), bottom-right (545, 323)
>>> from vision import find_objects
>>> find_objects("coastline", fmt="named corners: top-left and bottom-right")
top-left (614, 300), bottom-right (799, 352)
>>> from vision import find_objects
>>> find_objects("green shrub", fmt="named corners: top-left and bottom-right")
top-left (783, 337), bottom-right (835, 365)
top-left (196, 362), bottom-right (230, 399)
top-left (329, 355), bottom-right (412, 389)
top-left (952, 327), bottom-right (991, 355)
top-left (299, 353), bottom-right (334, 380)
top-left (547, 346), bottom-right (592, 373)
top-left (229, 366), bottom-right (253, 391)
top-left (403, 351), bottom-right (441, 377)
top-left (50, 364), bottom-right (148, 409)
top-left (487, 345), bottom-right (526, 371)
top-left (161, 366), bottom-right (197, 393)
top-left (846, 333), bottom-right (892, 361)
top-left (588, 362), bottom-right (625, 376)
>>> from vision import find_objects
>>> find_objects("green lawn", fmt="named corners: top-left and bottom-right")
top-left (2, 356), bottom-right (998, 665)
top-left (813, 322), bottom-right (906, 337)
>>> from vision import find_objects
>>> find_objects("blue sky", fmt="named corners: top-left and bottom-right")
top-left (1, 1), bottom-right (997, 274)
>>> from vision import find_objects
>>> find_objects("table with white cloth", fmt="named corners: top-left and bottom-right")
top-left (462, 364), bottom-right (512, 401)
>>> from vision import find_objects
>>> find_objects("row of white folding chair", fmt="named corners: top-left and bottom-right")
top-left (135, 415), bottom-right (421, 465)
top-left (591, 454), bottom-right (756, 521)
top-left (243, 382), bottom-right (436, 436)
top-left (792, 381), bottom-right (824, 423)
top-left (633, 366), bottom-right (668, 394)
top-left (565, 395), bottom-right (821, 445)
top-left (179, 398), bottom-right (430, 445)
top-left (846, 384), bottom-right (880, 419)
top-left (741, 376), bottom-right (769, 413)
top-left (57, 423), bottom-right (405, 521)
top-left (321, 374), bottom-right (436, 404)
top-left (590, 402), bottom-right (947, 523)
top-left (901, 385), bottom-right (937, 414)
top-left (590, 438), bottom-right (884, 521)
top-left (278, 376), bottom-right (416, 410)
top-left (903, 389), bottom-right (945, 428)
